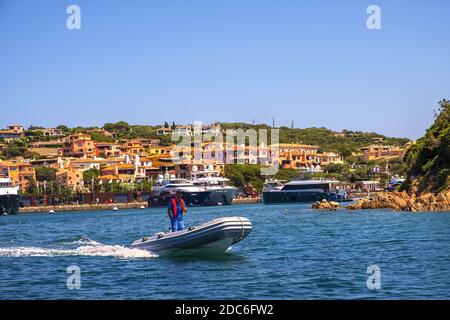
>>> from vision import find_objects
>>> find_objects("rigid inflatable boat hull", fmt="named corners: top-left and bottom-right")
top-left (131, 217), bottom-right (252, 255)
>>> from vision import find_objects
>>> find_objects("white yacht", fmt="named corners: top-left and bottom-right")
top-left (149, 170), bottom-right (236, 207)
top-left (262, 178), bottom-right (343, 204)
top-left (0, 178), bottom-right (20, 215)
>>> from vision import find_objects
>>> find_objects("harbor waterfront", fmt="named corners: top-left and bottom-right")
top-left (1, 204), bottom-right (450, 299)
top-left (17, 197), bottom-right (261, 213)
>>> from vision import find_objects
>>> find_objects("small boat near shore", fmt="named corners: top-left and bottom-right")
top-left (131, 217), bottom-right (252, 255)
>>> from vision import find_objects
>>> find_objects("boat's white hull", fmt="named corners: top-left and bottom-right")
top-left (131, 217), bottom-right (252, 255)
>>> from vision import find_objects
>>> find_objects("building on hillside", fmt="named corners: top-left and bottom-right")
top-left (121, 140), bottom-right (146, 155)
top-left (87, 129), bottom-right (115, 138)
top-left (68, 157), bottom-right (106, 172)
top-left (0, 125), bottom-right (24, 140)
top-left (56, 168), bottom-right (84, 192)
top-left (175, 159), bottom-right (225, 180)
top-left (174, 125), bottom-right (192, 136)
top-left (61, 133), bottom-right (97, 158)
top-left (224, 145), bottom-right (261, 165)
top-left (96, 142), bottom-right (122, 157)
top-left (27, 141), bottom-right (64, 157)
top-left (372, 137), bottom-right (384, 143)
top-left (148, 155), bottom-right (176, 175)
top-left (157, 125), bottom-right (192, 136)
top-left (149, 146), bottom-right (173, 156)
top-left (30, 128), bottom-right (64, 137)
top-left (332, 131), bottom-right (346, 137)
top-left (0, 160), bottom-right (36, 192)
top-left (201, 124), bottom-right (221, 135)
top-left (30, 158), bottom-right (60, 167)
top-left (277, 143), bottom-right (319, 170)
top-left (313, 152), bottom-right (344, 166)
top-left (156, 127), bottom-right (174, 135)
top-left (353, 145), bottom-right (406, 163)
top-left (135, 138), bottom-right (160, 149)
top-left (100, 163), bottom-right (137, 183)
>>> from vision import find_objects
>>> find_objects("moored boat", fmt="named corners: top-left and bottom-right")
top-left (262, 178), bottom-right (348, 204)
top-left (0, 178), bottom-right (20, 215)
top-left (148, 171), bottom-right (236, 207)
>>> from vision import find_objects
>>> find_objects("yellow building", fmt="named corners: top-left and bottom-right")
top-left (121, 140), bottom-right (145, 156)
top-left (314, 152), bottom-right (344, 166)
top-left (0, 160), bottom-right (36, 192)
top-left (353, 145), bottom-right (406, 162)
top-left (149, 146), bottom-right (173, 156)
top-left (56, 168), bottom-right (84, 192)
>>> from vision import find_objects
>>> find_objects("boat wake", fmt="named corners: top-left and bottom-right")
top-left (0, 238), bottom-right (157, 259)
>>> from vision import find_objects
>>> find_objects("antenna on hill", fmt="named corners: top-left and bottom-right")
top-left (272, 116), bottom-right (275, 128)
top-left (291, 120), bottom-right (294, 129)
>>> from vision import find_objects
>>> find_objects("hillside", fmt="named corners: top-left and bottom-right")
top-left (401, 99), bottom-right (450, 194)
top-left (349, 100), bottom-right (450, 211)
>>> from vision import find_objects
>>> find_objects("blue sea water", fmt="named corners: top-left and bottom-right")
top-left (0, 204), bottom-right (450, 300)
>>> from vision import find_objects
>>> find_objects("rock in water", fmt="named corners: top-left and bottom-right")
top-left (311, 199), bottom-right (340, 210)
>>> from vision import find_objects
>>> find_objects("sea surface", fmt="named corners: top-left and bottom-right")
top-left (1, 204), bottom-right (450, 299)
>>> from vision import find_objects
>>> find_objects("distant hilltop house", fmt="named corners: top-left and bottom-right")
top-left (29, 127), bottom-right (64, 137)
top-left (352, 144), bottom-right (407, 163)
top-left (156, 125), bottom-right (192, 136)
top-left (156, 124), bottom-right (221, 136)
top-left (156, 127), bottom-right (174, 135)
top-left (0, 125), bottom-right (24, 140)
top-left (87, 128), bottom-right (115, 138)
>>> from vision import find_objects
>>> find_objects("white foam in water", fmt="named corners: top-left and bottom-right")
top-left (0, 239), bottom-right (157, 259)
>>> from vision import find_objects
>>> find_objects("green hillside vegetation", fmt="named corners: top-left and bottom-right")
top-left (401, 99), bottom-right (450, 194)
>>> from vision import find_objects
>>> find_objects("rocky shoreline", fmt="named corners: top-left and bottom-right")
top-left (346, 190), bottom-right (450, 212)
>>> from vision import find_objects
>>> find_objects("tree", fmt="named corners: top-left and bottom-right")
top-left (56, 125), bottom-right (70, 132)
top-left (35, 166), bottom-right (57, 182)
top-left (4, 140), bottom-right (28, 158)
top-left (401, 99), bottom-right (450, 193)
top-left (25, 176), bottom-right (37, 194)
top-left (83, 168), bottom-right (101, 191)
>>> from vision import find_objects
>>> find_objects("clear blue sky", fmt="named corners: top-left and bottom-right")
top-left (1, 0), bottom-right (449, 139)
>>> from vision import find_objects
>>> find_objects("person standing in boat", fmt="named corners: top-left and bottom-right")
top-left (168, 190), bottom-right (187, 232)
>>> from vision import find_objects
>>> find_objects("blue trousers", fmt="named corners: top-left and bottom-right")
top-left (171, 219), bottom-right (185, 232)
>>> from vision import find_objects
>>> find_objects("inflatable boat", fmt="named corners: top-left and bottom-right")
top-left (131, 217), bottom-right (252, 255)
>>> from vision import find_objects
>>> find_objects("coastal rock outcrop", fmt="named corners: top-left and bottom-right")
top-left (312, 199), bottom-right (340, 210)
top-left (346, 190), bottom-right (450, 212)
